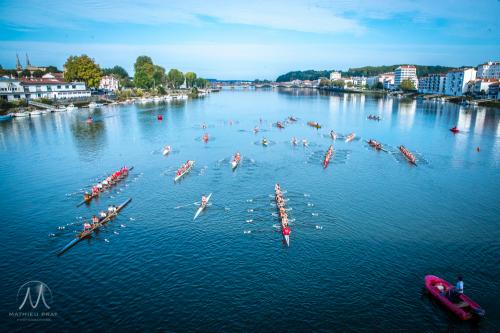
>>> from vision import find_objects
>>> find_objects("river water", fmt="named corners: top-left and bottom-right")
top-left (1, 89), bottom-right (499, 332)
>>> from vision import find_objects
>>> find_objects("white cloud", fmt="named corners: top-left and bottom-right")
top-left (1, 0), bottom-right (365, 34)
top-left (1, 40), bottom-right (497, 79)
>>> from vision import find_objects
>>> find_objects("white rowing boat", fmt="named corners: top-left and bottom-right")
top-left (194, 193), bottom-right (212, 220)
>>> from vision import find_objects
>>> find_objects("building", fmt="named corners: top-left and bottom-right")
top-left (330, 71), bottom-right (341, 80)
top-left (487, 82), bottom-right (499, 99)
top-left (418, 74), bottom-right (446, 94)
top-left (394, 65), bottom-right (418, 89)
top-left (444, 68), bottom-right (476, 96)
top-left (477, 61), bottom-right (500, 79)
top-left (366, 72), bottom-right (395, 89)
top-left (14, 53), bottom-right (47, 72)
top-left (21, 78), bottom-right (90, 99)
top-left (0, 77), bottom-right (27, 101)
top-left (99, 75), bottom-right (120, 91)
top-left (351, 76), bottom-right (367, 87)
top-left (471, 78), bottom-right (499, 98)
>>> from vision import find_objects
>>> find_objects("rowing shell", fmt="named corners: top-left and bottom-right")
top-left (174, 160), bottom-right (195, 182)
top-left (76, 167), bottom-right (134, 207)
top-left (194, 193), bottom-right (212, 220)
top-left (59, 198), bottom-right (132, 256)
top-left (231, 154), bottom-right (241, 170)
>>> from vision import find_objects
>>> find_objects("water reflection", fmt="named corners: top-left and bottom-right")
top-left (70, 112), bottom-right (106, 160)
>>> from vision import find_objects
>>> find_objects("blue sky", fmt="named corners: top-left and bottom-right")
top-left (0, 0), bottom-right (499, 79)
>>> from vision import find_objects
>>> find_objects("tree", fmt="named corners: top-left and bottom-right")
top-left (133, 56), bottom-right (155, 89)
top-left (167, 69), bottom-right (185, 89)
top-left (400, 79), bottom-right (416, 91)
top-left (332, 80), bottom-right (345, 88)
top-left (152, 65), bottom-right (166, 87)
top-left (21, 69), bottom-right (31, 78)
top-left (195, 77), bottom-right (210, 89)
top-left (374, 81), bottom-right (384, 90)
top-left (102, 66), bottom-right (129, 79)
top-left (45, 65), bottom-right (59, 73)
top-left (32, 70), bottom-right (44, 78)
top-left (319, 78), bottom-right (331, 87)
top-left (185, 72), bottom-right (197, 88)
top-left (64, 55), bottom-right (102, 88)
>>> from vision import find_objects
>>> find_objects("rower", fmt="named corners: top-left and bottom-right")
top-left (92, 215), bottom-right (99, 224)
top-left (97, 182), bottom-right (103, 191)
top-left (108, 205), bottom-right (114, 215)
top-left (447, 276), bottom-right (464, 303)
top-left (201, 195), bottom-right (207, 206)
top-left (83, 222), bottom-right (91, 230)
top-left (99, 210), bottom-right (107, 218)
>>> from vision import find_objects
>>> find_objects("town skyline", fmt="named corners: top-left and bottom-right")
top-left (1, 0), bottom-right (499, 80)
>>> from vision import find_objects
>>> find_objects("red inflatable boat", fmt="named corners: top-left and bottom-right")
top-left (425, 275), bottom-right (485, 320)
top-left (450, 126), bottom-right (459, 133)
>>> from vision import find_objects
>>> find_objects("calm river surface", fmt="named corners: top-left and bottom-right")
top-left (1, 89), bottom-right (499, 332)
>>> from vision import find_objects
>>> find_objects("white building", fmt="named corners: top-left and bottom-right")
top-left (444, 68), bottom-right (476, 96)
top-left (99, 75), bottom-right (120, 91)
top-left (330, 71), bottom-right (341, 80)
top-left (472, 78), bottom-right (498, 97)
top-left (0, 77), bottom-right (27, 101)
top-left (477, 61), bottom-right (500, 79)
top-left (21, 78), bottom-right (90, 100)
top-left (394, 65), bottom-right (418, 89)
top-left (418, 74), bottom-right (446, 94)
top-left (351, 76), bottom-right (367, 87)
top-left (366, 72), bottom-right (394, 89)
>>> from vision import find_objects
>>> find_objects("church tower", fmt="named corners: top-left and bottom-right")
top-left (16, 53), bottom-right (22, 71)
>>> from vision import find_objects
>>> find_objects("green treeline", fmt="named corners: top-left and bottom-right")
top-left (276, 65), bottom-right (459, 82)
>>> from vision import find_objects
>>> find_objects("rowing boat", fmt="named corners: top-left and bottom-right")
top-left (262, 138), bottom-right (269, 146)
top-left (231, 152), bottom-right (241, 170)
top-left (202, 133), bottom-right (209, 143)
top-left (274, 184), bottom-right (290, 246)
top-left (193, 193), bottom-right (212, 220)
top-left (345, 132), bottom-right (356, 142)
top-left (323, 145), bottom-right (333, 168)
top-left (307, 121), bottom-right (321, 129)
top-left (330, 131), bottom-right (337, 140)
top-left (76, 167), bottom-right (134, 207)
top-left (399, 145), bottom-right (416, 165)
top-left (277, 121), bottom-right (284, 129)
top-left (59, 198), bottom-right (132, 256)
top-left (163, 146), bottom-right (171, 155)
top-left (174, 160), bottom-right (195, 182)
top-left (367, 139), bottom-right (382, 150)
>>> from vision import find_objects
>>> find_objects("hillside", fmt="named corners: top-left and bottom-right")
top-left (276, 65), bottom-right (459, 82)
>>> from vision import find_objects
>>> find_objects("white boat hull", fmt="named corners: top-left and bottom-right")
top-left (194, 193), bottom-right (212, 220)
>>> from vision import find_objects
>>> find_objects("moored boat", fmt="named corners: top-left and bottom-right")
top-left (193, 193), bottom-right (212, 220)
top-left (0, 114), bottom-right (13, 121)
top-left (231, 152), bottom-right (241, 170)
top-left (30, 110), bottom-right (42, 116)
top-left (323, 145), bottom-right (334, 168)
top-left (425, 275), bottom-right (485, 320)
top-left (13, 112), bottom-right (29, 117)
top-left (399, 145), bottom-right (416, 164)
top-left (59, 198), bottom-right (132, 255)
top-left (174, 160), bottom-right (195, 182)
top-left (66, 104), bottom-right (77, 111)
top-left (345, 132), bottom-right (356, 143)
